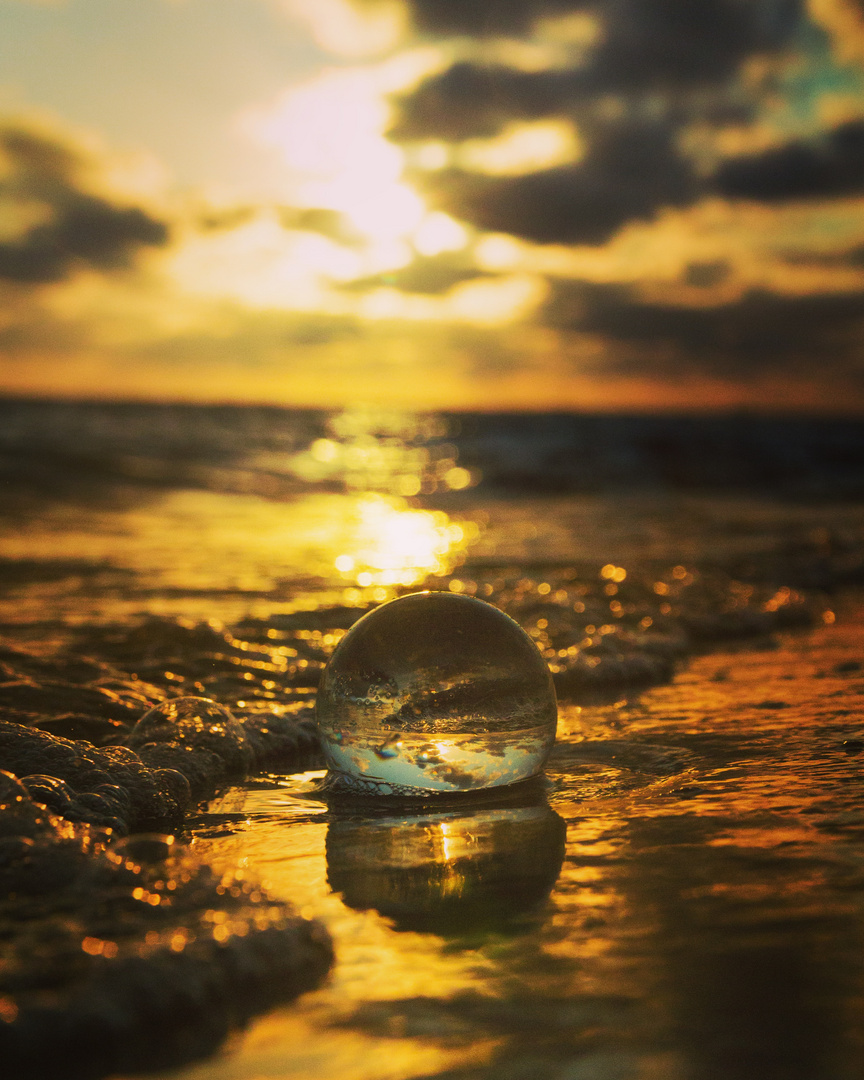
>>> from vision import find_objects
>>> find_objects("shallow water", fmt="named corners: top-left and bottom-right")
top-left (2, 403), bottom-right (864, 1080)
top-left (150, 609), bottom-right (864, 1080)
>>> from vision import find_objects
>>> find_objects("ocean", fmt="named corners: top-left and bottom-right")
top-left (2, 398), bottom-right (864, 1080)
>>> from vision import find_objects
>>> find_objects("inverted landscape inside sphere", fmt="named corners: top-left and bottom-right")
top-left (316, 592), bottom-right (559, 795)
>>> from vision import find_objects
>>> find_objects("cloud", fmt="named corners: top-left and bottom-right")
top-left (3, 0), bottom-right (863, 413)
top-left (371, 0), bottom-right (803, 57)
top-left (389, 58), bottom-right (754, 145)
top-left (390, 63), bottom-right (576, 142)
top-left (376, 0), bottom-right (577, 37)
top-left (0, 110), bottom-right (550, 409)
top-left (579, 0), bottom-right (803, 92)
top-left (382, 0), bottom-right (808, 245)
top-left (0, 123), bottom-right (169, 283)
top-left (545, 278), bottom-right (864, 378)
top-left (389, 0), bottom-right (803, 135)
top-left (713, 118), bottom-right (864, 201)
top-left (339, 251), bottom-right (491, 293)
top-left (417, 117), bottom-right (696, 244)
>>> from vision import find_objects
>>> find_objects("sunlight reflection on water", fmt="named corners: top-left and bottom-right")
top-left (0, 408), bottom-right (479, 619)
top-left (286, 408), bottom-right (478, 589)
top-left (187, 785), bottom-right (508, 1080)
top-left (330, 493), bottom-right (473, 589)
top-left (284, 409), bottom-right (474, 497)
top-left (6, 404), bottom-right (864, 1079)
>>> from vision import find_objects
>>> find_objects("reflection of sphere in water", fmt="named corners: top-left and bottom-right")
top-left (316, 591), bottom-right (557, 796)
top-left (326, 802), bottom-right (567, 933)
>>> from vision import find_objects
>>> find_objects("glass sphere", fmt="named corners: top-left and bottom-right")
top-left (316, 591), bottom-right (558, 795)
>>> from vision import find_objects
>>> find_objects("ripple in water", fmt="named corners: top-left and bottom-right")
top-left (315, 591), bottom-right (558, 795)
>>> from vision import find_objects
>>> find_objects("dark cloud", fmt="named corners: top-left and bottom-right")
top-left (712, 119), bottom-right (864, 202)
top-left (386, 0), bottom-right (806, 245)
top-left (379, 0), bottom-right (578, 37)
top-left (391, 61), bottom-right (754, 144)
top-left (419, 118), bottom-right (695, 244)
top-left (580, 0), bottom-right (802, 92)
top-left (339, 253), bottom-right (491, 294)
top-left (390, 63), bottom-right (579, 142)
top-left (546, 279), bottom-right (864, 375)
top-left (389, 0), bottom-right (803, 141)
top-left (375, 0), bottom-right (802, 54)
top-left (0, 125), bottom-right (169, 283)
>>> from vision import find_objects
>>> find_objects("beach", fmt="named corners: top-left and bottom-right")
top-left (2, 400), bottom-right (864, 1079)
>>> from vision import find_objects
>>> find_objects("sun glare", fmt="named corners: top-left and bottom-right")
top-left (335, 495), bottom-right (468, 588)
top-left (242, 51), bottom-right (445, 245)
top-left (412, 211), bottom-right (468, 256)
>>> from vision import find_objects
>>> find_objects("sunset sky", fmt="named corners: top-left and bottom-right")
top-left (3, 0), bottom-right (864, 411)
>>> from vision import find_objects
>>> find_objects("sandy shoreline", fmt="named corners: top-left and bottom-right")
top-left (2, 403), bottom-right (864, 1078)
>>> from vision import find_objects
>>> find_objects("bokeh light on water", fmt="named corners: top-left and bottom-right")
top-left (286, 409), bottom-right (474, 498)
top-left (331, 494), bottom-right (472, 590)
top-left (6, 402), bottom-right (864, 1078)
top-left (0, 408), bottom-right (480, 619)
top-left (288, 409), bottom-right (479, 591)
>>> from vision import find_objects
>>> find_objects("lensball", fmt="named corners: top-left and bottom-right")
top-left (316, 591), bottom-right (558, 796)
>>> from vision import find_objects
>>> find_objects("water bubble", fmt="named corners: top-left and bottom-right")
top-left (130, 696), bottom-right (241, 743)
top-left (127, 696), bottom-right (250, 772)
top-left (316, 591), bottom-right (558, 796)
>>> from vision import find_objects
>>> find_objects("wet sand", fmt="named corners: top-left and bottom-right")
top-left (162, 603), bottom-right (864, 1080)
top-left (2, 402), bottom-right (864, 1079)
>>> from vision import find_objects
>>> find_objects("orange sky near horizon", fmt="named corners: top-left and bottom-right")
top-left (5, 348), bottom-right (862, 415)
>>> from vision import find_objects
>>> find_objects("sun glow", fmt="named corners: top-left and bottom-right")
top-left (412, 211), bottom-right (468, 256)
top-left (168, 210), bottom-right (363, 307)
top-left (448, 273), bottom-right (549, 324)
top-left (283, 0), bottom-right (407, 57)
top-left (242, 51), bottom-right (445, 245)
top-left (455, 119), bottom-right (583, 176)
